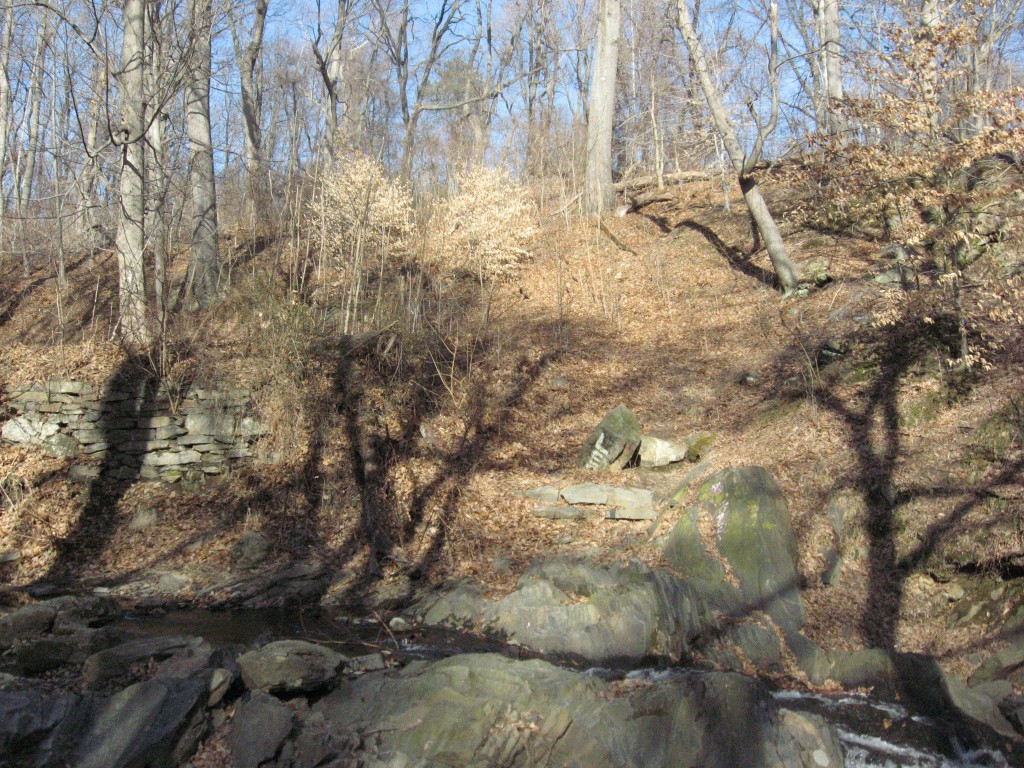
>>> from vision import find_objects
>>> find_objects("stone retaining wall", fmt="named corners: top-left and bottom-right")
top-left (1, 380), bottom-right (273, 482)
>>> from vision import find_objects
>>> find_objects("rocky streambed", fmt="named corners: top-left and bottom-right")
top-left (2, 466), bottom-right (1023, 767)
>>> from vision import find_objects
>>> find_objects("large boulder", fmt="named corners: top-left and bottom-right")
top-left (238, 639), bottom-right (346, 695)
top-left (0, 688), bottom-right (89, 766)
top-left (227, 691), bottom-right (295, 768)
top-left (73, 677), bottom-right (208, 768)
top-left (81, 635), bottom-right (211, 690)
top-left (406, 557), bottom-right (720, 663)
top-left (692, 467), bottom-right (804, 635)
top-left (0, 603), bottom-right (58, 649)
top-left (309, 653), bottom-right (843, 768)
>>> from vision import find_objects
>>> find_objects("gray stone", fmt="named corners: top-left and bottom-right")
top-left (0, 549), bottom-right (22, 564)
top-left (74, 677), bottom-right (207, 768)
top-left (405, 578), bottom-right (486, 629)
top-left (15, 635), bottom-right (80, 673)
top-left (971, 642), bottom-right (1024, 686)
top-left (129, 507), bottom-right (159, 531)
top-left (184, 411), bottom-right (236, 437)
top-left (238, 639), bottom-right (346, 695)
top-left (820, 547), bottom-right (842, 587)
top-left (663, 506), bottom-right (729, 586)
top-left (140, 449), bottom-right (202, 467)
top-left (606, 486), bottom-right (654, 508)
top-left (82, 636), bottom-right (210, 690)
top-left (2, 416), bottom-right (59, 444)
top-left (943, 670), bottom-right (1017, 739)
top-left (535, 505), bottom-right (590, 519)
top-left (238, 416), bottom-right (268, 437)
top-left (560, 482), bottom-right (609, 505)
top-left (0, 688), bottom-right (87, 765)
top-left (208, 668), bottom-right (234, 706)
top-left (684, 432), bottom-right (717, 461)
top-left (156, 572), bottom-right (192, 593)
top-left (232, 530), bottom-right (271, 568)
top-left (576, 404), bottom-right (642, 470)
top-left (605, 507), bottom-right (658, 520)
top-left (0, 603), bottom-right (57, 648)
top-left (70, 464), bottom-right (102, 480)
top-left (480, 558), bottom-right (716, 662)
top-left (523, 485), bottom-right (560, 503)
top-left (42, 433), bottom-right (79, 457)
top-left (701, 467), bottom-right (804, 635)
top-left (639, 435), bottom-right (691, 467)
top-left (227, 691), bottom-right (294, 768)
top-left (312, 653), bottom-right (843, 768)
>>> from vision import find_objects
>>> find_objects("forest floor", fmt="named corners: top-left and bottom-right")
top-left (1, 176), bottom-right (1023, 683)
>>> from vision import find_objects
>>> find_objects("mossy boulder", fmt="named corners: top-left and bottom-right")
top-left (695, 467), bottom-right (804, 635)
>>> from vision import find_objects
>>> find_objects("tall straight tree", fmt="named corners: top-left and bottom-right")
top-left (584, 0), bottom-right (620, 213)
top-left (115, 0), bottom-right (150, 343)
top-left (816, 0), bottom-right (844, 139)
top-left (186, 0), bottom-right (221, 307)
top-left (230, 0), bottom-right (270, 207)
top-left (675, 0), bottom-right (801, 294)
top-left (0, 2), bottom-right (16, 244)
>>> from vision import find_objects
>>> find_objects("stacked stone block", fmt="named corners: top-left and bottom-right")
top-left (1, 380), bottom-right (271, 481)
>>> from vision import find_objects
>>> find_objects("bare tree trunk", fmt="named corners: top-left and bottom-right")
top-left (78, 52), bottom-right (107, 239)
top-left (584, 0), bottom-right (620, 214)
top-left (187, 0), bottom-right (221, 308)
top-left (916, 0), bottom-right (941, 141)
top-left (17, 16), bottom-right (52, 219)
top-left (145, 0), bottom-right (169, 328)
top-left (816, 0), bottom-right (845, 139)
top-left (676, 0), bottom-right (800, 295)
top-left (0, 2), bottom-right (15, 243)
top-left (115, 0), bottom-right (150, 344)
top-left (231, 0), bottom-right (270, 208)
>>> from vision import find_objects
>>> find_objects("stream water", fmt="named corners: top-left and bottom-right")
top-left (112, 608), bottom-right (1014, 768)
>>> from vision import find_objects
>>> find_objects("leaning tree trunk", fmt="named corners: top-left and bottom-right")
top-left (114, 0), bottom-right (150, 344)
top-left (676, 0), bottom-right (800, 295)
top-left (584, 0), bottom-right (621, 214)
top-left (186, 0), bottom-right (220, 308)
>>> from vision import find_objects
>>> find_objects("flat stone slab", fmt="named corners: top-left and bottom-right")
top-left (523, 486), bottom-right (561, 503)
top-left (605, 507), bottom-right (658, 521)
top-left (535, 505), bottom-right (590, 520)
top-left (606, 487), bottom-right (654, 508)
top-left (561, 483), bottom-right (609, 505)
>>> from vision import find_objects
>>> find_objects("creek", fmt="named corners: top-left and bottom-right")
top-left (111, 607), bottom-right (1013, 768)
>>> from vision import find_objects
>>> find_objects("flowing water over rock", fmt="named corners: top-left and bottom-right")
top-left (101, 608), bottom-right (1020, 767)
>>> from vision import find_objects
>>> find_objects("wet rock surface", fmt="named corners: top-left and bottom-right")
top-left (2, 466), bottom-right (1024, 766)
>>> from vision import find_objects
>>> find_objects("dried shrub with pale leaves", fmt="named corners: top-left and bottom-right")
top-left (307, 153), bottom-right (414, 280)
top-left (427, 166), bottom-right (537, 282)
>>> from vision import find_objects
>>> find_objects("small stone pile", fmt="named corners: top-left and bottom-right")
top-left (2, 380), bottom-right (273, 482)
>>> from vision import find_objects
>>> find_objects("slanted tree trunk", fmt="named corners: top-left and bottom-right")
top-left (676, 0), bottom-right (800, 295)
top-left (186, 0), bottom-right (220, 308)
top-left (115, 0), bottom-right (150, 344)
top-left (584, 0), bottom-right (620, 214)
